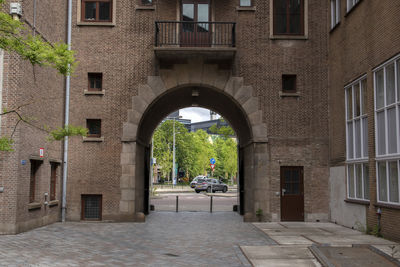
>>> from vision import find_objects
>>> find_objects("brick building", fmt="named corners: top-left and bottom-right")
top-left (0, 0), bottom-right (398, 241)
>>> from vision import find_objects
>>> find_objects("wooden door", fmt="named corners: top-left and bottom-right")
top-left (181, 0), bottom-right (211, 47)
top-left (280, 166), bottom-right (304, 221)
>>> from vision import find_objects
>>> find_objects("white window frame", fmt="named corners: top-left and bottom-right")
top-left (374, 54), bottom-right (400, 205)
top-left (347, 0), bottom-right (360, 12)
top-left (345, 75), bottom-right (369, 201)
top-left (330, 0), bottom-right (340, 29)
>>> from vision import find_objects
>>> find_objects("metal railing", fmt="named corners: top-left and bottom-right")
top-left (155, 21), bottom-right (236, 47)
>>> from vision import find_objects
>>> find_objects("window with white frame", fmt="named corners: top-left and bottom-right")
top-left (374, 55), bottom-right (400, 205)
top-left (347, 0), bottom-right (360, 12)
top-left (345, 76), bottom-right (369, 200)
top-left (330, 0), bottom-right (340, 29)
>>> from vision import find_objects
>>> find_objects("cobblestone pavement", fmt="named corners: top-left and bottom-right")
top-left (0, 212), bottom-right (274, 267)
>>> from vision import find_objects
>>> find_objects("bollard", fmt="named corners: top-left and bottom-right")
top-left (176, 195), bottom-right (179, 212)
top-left (210, 196), bottom-right (213, 213)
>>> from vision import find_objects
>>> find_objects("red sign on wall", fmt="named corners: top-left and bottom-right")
top-left (39, 148), bottom-right (44, 158)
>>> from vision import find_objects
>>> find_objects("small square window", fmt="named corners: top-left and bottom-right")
top-left (81, 195), bottom-right (102, 220)
top-left (87, 119), bottom-right (102, 138)
top-left (82, 0), bottom-right (112, 22)
top-left (88, 73), bottom-right (102, 91)
top-left (282, 75), bottom-right (297, 93)
top-left (50, 163), bottom-right (59, 201)
top-left (240, 0), bottom-right (251, 7)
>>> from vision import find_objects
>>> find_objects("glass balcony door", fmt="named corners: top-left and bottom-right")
top-left (181, 0), bottom-right (211, 47)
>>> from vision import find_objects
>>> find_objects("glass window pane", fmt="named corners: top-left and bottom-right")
top-left (348, 165), bottom-right (355, 198)
top-left (397, 60), bottom-right (400, 102)
top-left (378, 162), bottom-right (388, 202)
top-left (363, 164), bottom-right (369, 200)
top-left (355, 119), bottom-right (361, 158)
top-left (388, 108), bottom-right (397, 154)
top-left (386, 64), bottom-right (396, 105)
top-left (356, 164), bottom-right (362, 198)
top-left (85, 2), bottom-right (96, 20)
top-left (197, 4), bottom-right (209, 32)
top-left (389, 161), bottom-right (399, 203)
top-left (362, 118), bottom-right (368, 157)
top-left (240, 0), bottom-right (251, 6)
top-left (361, 79), bottom-right (368, 115)
top-left (182, 4), bottom-right (194, 32)
top-left (376, 69), bottom-right (385, 109)
top-left (274, 0), bottom-right (287, 34)
top-left (99, 2), bottom-right (110, 21)
top-left (347, 122), bottom-right (354, 159)
top-left (377, 111), bottom-right (386, 155)
top-left (347, 88), bottom-right (353, 120)
top-left (330, 0), bottom-right (335, 28)
top-left (355, 84), bottom-right (360, 117)
top-left (289, 0), bottom-right (302, 34)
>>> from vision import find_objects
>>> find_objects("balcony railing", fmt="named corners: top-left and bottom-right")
top-left (155, 21), bottom-right (236, 48)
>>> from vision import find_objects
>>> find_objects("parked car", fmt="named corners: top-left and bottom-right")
top-left (190, 176), bottom-right (207, 188)
top-left (195, 178), bottom-right (228, 193)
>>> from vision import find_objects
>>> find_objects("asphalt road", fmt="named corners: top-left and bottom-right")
top-left (151, 192), bottom-right (238, 212)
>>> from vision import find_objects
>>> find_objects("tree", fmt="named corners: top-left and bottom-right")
top-left (0, 1), bottom-right (81, 152)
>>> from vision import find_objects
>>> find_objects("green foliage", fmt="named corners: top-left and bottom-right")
top-left (48, 125), bottom-right (88, 141)
top-left (0, 5), bottom-right (76, 75)
top-left (370, 224), bottom-right (382, 237)
top-left (153, 119), bottom-right (237, 182)
top-left (0, 137), bottom-right (13, 151)
top-left (256, 208), bottom-right (263, 217)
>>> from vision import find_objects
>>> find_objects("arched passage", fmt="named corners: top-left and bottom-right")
top-left (119, 62), bottom-right (269, 222)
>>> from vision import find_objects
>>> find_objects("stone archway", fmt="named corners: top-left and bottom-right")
top-left (119, 59), bottom-right (269, 222)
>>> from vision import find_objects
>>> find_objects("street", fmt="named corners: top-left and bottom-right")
top-left (151, 192), bottom-right (238, 212)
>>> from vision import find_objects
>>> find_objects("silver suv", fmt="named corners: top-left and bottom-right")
top-left (195, 178), bottom-right (228, 193)
top-left (190, 176), bottom-right (207, 188)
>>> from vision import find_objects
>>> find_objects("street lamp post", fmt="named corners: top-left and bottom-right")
top-left (172, 116), bottom-right (182, 187)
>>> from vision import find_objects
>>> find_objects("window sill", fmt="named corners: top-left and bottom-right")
top-left (279, 91), bottom-right (300, 97)
top-left (135, 5), bottom-right (156, 11)
top-left (83, 136), bottom-right (104, 142)
top-left (49, 200), bottom-right (59, 207)
top-left (344, 198), bottom-right (370, 205)
top-left (28, 202), bottom-right (41, 210)
top-left (374, 202), bottom-right (400, 210)
top-left (84, 90), bottom-right (105, 96)
top-left (270, 35), bottom-right (308, 40)
top-left (236, 6), bottom-right (256, 12)
top-left (77, 22), bottom-right (115, 27)
top-left (29, 156), bottom-right (44, 161)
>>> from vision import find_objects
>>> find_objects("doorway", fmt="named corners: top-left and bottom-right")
top-left (280, 166), bottom-right (304, 221)
top-left (181, 0), bottom-right (211, 46)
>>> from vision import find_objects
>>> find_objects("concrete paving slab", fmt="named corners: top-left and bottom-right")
top-left (253, 222), bottom-right (286, 229)
top-left (306, 234), bottom-right (397, 246)
top-left (241, 245), bottom-right (314, 259)
top-left (317, 226), bottom-right (365, 235)
top-left (280, 222), bottom-right (345, 229)
top-left (250, 259), bottom-right (322, 267)
top-left (372, 245), bottom-right (400, 259)
top-left (262, 228), bottom-right (333, 236)
top-left (268, 235), bottom-right (314, 245)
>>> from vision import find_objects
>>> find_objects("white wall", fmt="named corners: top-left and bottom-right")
top-left (329, 166), bottom-right (366, 230)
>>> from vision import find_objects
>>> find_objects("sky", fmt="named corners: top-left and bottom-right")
top-left (179, 107), bottom-right (220, 123)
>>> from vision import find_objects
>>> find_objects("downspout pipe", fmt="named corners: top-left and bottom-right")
top-left (62, 0), bottom-right (72, 222)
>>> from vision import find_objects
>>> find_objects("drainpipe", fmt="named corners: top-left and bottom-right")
top-left (0, 50), bottom-right (4, 133)
top-left (62, 0), bottom-right (72, 223)
top-left (33, 0), bottom-right (37, 36)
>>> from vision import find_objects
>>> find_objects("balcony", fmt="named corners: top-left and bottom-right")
top-left (154, 21), bottom-right (236, 60)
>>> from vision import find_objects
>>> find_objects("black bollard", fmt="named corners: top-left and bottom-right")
top-left (210, 196), bottom-right (213, 213)
top-left (176, 195), bottom-right (179, 212)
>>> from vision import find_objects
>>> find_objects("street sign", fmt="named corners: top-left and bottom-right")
top-left (210, 164), bottom-right (215, 171)
top-left (210, 158), bottom-right (216, 164)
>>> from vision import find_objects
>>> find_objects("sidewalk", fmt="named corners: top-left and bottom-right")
top-left (241, 222), bottom-right (400, 267)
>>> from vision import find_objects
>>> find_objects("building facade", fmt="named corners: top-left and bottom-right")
top-left (328, 0), bottom-right (400, 240)
top-left (1, 0), bottom-right (397, 241)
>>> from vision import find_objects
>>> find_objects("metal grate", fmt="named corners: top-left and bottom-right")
top-left (82, 195), bottom-right (102, 220)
